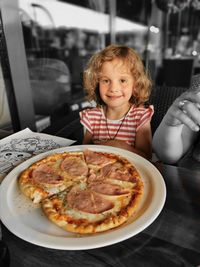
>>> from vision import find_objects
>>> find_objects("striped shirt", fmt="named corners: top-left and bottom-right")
top-left (79, 105), bottom-right (154, 146)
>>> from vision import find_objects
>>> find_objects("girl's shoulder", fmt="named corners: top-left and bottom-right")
top-left (80, 106), bottom-right (102, 117)
top-left (129, 104), bottom-right (154, 115)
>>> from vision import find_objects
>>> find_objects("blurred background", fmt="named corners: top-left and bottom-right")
top-left (0, 0), bottom-right (200, 136)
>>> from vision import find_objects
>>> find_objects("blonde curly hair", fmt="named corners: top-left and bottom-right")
top-left (83, 44), bottom-right (152, 107)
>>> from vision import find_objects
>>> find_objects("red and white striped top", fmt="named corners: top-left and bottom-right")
top-left (79, 105), bottom-right (154, 146)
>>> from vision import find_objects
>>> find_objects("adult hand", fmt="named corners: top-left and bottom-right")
top-left (164, 90), bottom-right (200, 132)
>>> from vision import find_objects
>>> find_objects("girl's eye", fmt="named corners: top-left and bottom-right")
top-left (100, 79), bottom-right (109, 84)
top-left (120, 79), bottom-right (128, 84)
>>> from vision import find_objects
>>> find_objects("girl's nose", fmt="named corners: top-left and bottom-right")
top-left (109, 81), bottom-right (119, 92)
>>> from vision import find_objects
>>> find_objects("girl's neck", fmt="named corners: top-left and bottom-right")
top-left (105, 103), bottom-right (132, 120)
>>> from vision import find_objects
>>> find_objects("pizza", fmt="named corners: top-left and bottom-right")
top-left (18, 149), bottom-right (143, 234)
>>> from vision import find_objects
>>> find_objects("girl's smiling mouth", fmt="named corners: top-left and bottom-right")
top-left (106, 95), bottom-right (122, 99)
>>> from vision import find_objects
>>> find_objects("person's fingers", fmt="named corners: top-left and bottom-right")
top-left (178, 100), bottom-right (200, 126)
top-left (163, 91), bottom-right (200, 130)
top-left (178, 91), bottom-right (200, 104)
top-left (165, 100), bottom-right (200, 131)
top-left (174, 110), bottom-right (199, 131)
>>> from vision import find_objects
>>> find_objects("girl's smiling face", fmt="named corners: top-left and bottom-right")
top-left (99, 58), bottom-right (134, 110)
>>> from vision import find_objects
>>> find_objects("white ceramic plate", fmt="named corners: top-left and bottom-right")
top-left (0, 145), bottom-right (166, 250)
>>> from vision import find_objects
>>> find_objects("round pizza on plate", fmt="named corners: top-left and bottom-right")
top-left (18, 149), bottom-right (143, 234)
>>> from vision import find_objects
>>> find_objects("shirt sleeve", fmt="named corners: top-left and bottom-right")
top-left (136, 105), bottom-right (154, 131)
top-left (79, 109), bottom-right (93, 134)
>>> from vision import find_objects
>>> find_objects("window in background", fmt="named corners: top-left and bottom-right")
top-left (0, 0), bottom-right (36, 134)
top-left (0, 62), bottom-right (12, 137)
top-left (0, 18), bottom-right (11, 135)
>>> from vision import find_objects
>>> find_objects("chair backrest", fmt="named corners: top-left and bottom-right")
top-left (28, 58), bottom-right (71, 79)
top-left (163, 58), bottom-right (194, 87)
top-left (27, 58), bottom-right (71, 115)
top-left (149, 86), bottom-right (188, 135)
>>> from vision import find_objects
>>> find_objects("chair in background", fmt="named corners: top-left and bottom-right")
top-left (162, 58), bottom-right (194, 87)
top-left (149, 85), bottom-right (188, 135)
top-left (27, 58), bottom-right (71, 115)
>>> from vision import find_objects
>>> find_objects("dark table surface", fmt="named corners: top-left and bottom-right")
top-left (1, 162), bottom-right (200, 267)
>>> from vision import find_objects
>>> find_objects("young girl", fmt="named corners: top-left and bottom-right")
top-left (80, 44), bottom-right (154, 159)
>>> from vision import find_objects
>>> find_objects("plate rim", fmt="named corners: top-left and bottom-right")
top-left (0, 145), bottom-right (166, 250)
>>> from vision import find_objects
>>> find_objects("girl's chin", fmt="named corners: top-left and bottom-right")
top-left (105, 102), bottom-right (129, 109)
top-left (104, 97), bottom-right (124, 104)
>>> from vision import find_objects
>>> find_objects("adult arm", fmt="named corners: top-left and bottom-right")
top-left (153, 91), bottom-right (200, 164)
